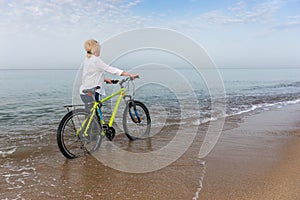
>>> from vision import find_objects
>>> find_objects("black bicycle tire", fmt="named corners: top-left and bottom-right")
top-left (123, 100), bottom-right (151, 140)
top-left (57, 109), bottom-right (101, 159)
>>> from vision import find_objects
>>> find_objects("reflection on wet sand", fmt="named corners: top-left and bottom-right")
top-left (1, 120), bottom-right (207, 199)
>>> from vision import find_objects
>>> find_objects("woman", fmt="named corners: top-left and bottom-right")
top-left (79, 39), bottom-right (138, 106)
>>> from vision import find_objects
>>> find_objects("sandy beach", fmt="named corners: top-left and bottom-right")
top-left (1, 104), bottom-right (300, 199)
top-left (200, 103), bottom-right (300, 200)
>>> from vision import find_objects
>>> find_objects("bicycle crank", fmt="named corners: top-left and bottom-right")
top-left (106, 127), bottom-right (116, 141)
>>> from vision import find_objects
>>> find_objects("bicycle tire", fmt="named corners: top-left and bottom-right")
top-left (123, 100), bottom-right (151, 140)
top-left (57, 109), bottom-right (102, 159)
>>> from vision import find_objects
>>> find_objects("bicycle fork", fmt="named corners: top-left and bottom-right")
top-left (129, 101), bottom-right (141, 123)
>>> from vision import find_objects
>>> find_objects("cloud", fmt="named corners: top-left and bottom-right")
top-left (0, 0), bottom-right (152, 68)
top-left (199, 0), bottom-right (282, 25)
top-left (272, 15), bottom-right (300, 30)
top-left (0, 0), bottom-right (147, 36)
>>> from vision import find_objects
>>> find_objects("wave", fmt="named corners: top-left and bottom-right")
top-left (190, 98), bottom-right (300, 127)
top-left (227, 98), bottom-right (300, 117)
top-left (244, 81), bottom-right (300, 91)
top-left (192, 117), bottom-right (218, 126)
top-left (0, 146), bottom-right (17, 157)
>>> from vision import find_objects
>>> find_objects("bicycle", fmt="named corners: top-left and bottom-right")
top-left (57, 77), bottom-right (151, 159)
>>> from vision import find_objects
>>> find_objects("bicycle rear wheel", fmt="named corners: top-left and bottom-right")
top-left (123, 100), bottom-right (151, 140)
top-left (57, 109), bottom-right (102, 159)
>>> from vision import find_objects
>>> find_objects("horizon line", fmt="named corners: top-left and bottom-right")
top-left (1, 66), bottom-right (300, 70)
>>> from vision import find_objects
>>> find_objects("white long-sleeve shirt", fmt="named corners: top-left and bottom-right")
top-left (79, 55), bottom-right (123, 95)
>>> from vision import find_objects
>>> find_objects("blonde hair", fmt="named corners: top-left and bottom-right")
top-left (84, 39), bottom-right (100, 58)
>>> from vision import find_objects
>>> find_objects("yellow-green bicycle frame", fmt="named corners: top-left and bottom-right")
top-left (76, 87), bottom-right (126, 137)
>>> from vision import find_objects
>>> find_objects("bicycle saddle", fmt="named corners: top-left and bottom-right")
top-left (82, 86), bottom-right (101, 96)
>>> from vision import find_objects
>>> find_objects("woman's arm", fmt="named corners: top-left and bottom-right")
top-left (96, 57), bottom-right (139, 79)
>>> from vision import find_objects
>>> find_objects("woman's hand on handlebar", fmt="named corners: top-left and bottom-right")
top-left (105, 78), bottom-right (119, 84)
top-left (104, 78), bottom-right (113, 84)
top-left (121, 71), bottom-right (139, 80)
top-left (130, 74), bottom-right (139, 80)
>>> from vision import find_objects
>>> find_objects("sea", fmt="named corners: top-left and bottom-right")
top-left (0, 67), bottom-right (300, 157)
top-left (0, 67), bottom-right (300, 199)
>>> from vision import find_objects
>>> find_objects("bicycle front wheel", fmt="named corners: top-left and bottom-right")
top-left (57, 109), bottom-right (102, 159)
top-left (123, 100), bottom-right (151, 140)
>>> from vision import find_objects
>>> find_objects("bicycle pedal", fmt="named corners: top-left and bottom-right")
top-left (106, 135), bottom-right (113, 141)
top-left (105, 127), bottom-right (116, 141)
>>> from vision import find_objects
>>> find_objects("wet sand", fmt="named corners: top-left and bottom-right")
top-left (200, 104), bottom-right (300, 200)
top-left (1, 104), bottom-right (300, 199)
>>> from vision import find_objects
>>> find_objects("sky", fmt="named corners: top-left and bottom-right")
top-left (0, 0), bottom-right (299, 69)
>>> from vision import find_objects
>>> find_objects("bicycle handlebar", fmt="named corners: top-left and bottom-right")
top-left (119, 76), bottom-right (139, 87)
top-left (110, 80), bottom-right (119, 84)
top-left (106, 76), bottom-right (139, 87)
